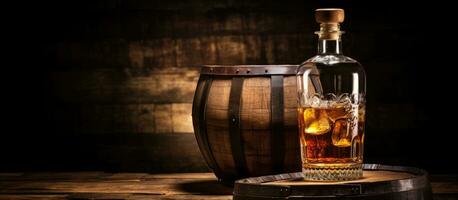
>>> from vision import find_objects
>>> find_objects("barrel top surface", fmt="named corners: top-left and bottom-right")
top-left (201, 65), bottom-right (298, 76)
top-left (265, 170), bottom-right (415, 186)
top-left (233, 164), bottom-right (431, 198)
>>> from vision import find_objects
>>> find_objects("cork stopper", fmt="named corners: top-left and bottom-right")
top-left (315, 8), bottom-right (345, 40)
top-left (315, 8), bottom-right (344, 24)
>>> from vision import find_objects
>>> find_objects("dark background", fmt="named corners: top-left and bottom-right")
top-left (2, 0), bottom-right (455, 174)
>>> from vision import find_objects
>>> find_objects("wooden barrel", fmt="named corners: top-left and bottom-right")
top-left (233, 164), bottom-right (432, 200)
top-left (192, 65), bottom-right (301, 182)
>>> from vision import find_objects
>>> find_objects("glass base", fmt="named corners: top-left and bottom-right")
top-left (303, 163), bottom-right (363, 181)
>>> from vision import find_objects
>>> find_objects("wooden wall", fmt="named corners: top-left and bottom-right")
top-left (2, 0), bottom-right (455, 173)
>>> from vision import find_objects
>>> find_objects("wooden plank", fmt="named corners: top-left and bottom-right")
top-left (55, 34), bottom-right (311, 70)
top-left (172, 104), bottom-right (194, 133)
top-left (0, 172), bottom-right (456, 200)
top-left (126, 34), bottom-right (311, 67)
top-left (52, 10), bottom-right (314, 40)
top-left (153, 104), bottom-right (173, 133)
top-left (1, 172), bottom-right (107, 181)
top-left (431, 182), bottom-right (458, 194)
top-left (1, 172), bottom-right (216, 181)
top-left (0, 133), bottom-right (209, 172)
top-left (140, 173), bottom-right (216, 179)
top-left (81, 133), bottom-right (208, 172)
top-left (0, 180), bottom-right (454, 194)
top-left (137, 104), bottom-right (156, 133)
top-left (3, 193), bottom-right (455, 200)
top-left (67, 193), bottom-right (233, 200)
top-left (49, 68), bottom-right (199, 104)
top-left (0, 194), bottom-right (66, 200)
top-left (52, 102), bottom-right (193, 134)
top-left (0, 180), bottom-right (232, 195)
top-left (0, 173), bottom-right (23, 181)
top-left (0, 194), bottom-right (232, 200)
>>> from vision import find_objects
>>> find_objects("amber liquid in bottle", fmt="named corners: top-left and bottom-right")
top-left (298, 94), bottom-right (365, 168)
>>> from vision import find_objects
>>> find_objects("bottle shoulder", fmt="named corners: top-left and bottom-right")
top-left (301, 54), bottom-right (359, 65)
top-left (298, 55), bottom-right (365, 75)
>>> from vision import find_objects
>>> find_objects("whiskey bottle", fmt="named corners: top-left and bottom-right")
top-left (297, 8), bottom-right (366, 181)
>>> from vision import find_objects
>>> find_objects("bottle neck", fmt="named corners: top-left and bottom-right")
top-left (318, 39), bottom-right (342, 55)
top-left (316, 23), bottom-right (343, 55)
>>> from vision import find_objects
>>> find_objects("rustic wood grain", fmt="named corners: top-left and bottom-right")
top-left (0, 194), bottom-right (233, 200)
top-left (205, 79), bottom-right (237, 178)
top-left (239, 77), bottom-right (272, 176)
top-left (0, 172), bottom-right (233, 200)
top-left (0, 195), bottom-right (67, 200)
top-left (0, 172), bottom-right (455, 200)
top-left (431, 182), bottom-right (458, 194)
top-left (194, 70), bottom-right (307, 181)
top-left (48, 66), bottom-right (198, 138)
top-left (51, 103), bottom-right (193, 134)
top-left (32, 0), bottom-right (437, 175)
top-left (84, 133), bottom-right (208, 172)
top-left (0, 133), bottom-right (208, 172)
top-left (50, 67), bottom-right (199, 104)
top-left (282, 76), bottom-right (301, 172)
top-left (54, 10), bottom-right (315, 40)
top-left (56, 34), bottom-right (312, 70)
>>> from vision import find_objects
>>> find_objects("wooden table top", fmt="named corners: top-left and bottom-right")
top-left (0, 172), bottom-right (456, 200)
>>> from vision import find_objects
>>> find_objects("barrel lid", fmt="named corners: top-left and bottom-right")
top-left (200, 65), bottom-right (298, 76)
top-left (233, 164), bottom-right (430, 198)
